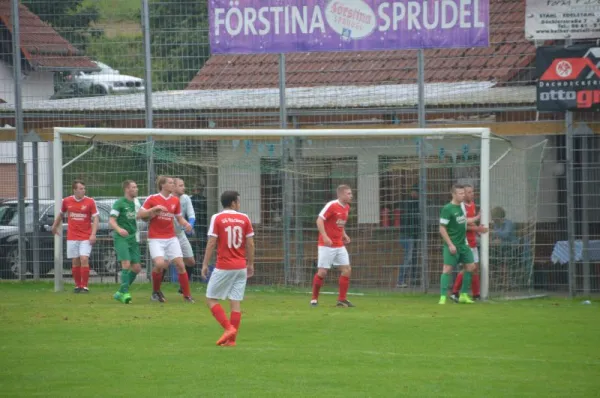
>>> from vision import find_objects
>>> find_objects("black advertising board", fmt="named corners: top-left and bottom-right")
top-left (536, 45), bottom-right (600, 112)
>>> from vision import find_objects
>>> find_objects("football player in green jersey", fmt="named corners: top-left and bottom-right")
top-left (438, 184), bottom-right (481, 304)
top-left (110, 180), bottom-right (142, 304)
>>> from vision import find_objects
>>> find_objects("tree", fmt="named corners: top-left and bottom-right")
top-left (149, 0), bottom-right (210, 91)
top-left (22, 0), bottom-right (102, 51)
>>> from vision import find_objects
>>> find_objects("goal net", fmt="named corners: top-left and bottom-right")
top-left (52, 127), bottom-right (546, 300)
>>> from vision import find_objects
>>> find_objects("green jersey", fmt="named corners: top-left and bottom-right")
top-left (439, 202), bottom-right (467, 246)
top-left (110, 197), bottom-right (138, 241)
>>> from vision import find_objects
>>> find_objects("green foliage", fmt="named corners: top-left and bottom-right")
top-left (22, 0), bottom-right (102, 51)
top-left (86, 35), bottom-right (145, 78)
top-left (148, 0), bottom-right (211, 91)
top-left (86, 0), bottom-right (140, 23)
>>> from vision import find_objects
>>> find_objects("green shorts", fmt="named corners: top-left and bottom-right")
top-left (442, 244), bottom-right (474, 267)
top-left (114, 238), bottom-right (141, 264)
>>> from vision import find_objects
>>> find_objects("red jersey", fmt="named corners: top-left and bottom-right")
top-left (142, 194), bottom-right (181, 239)
top-left (208, 210), bottom-right (254, 270)
top-left (318, 200), bottom-right (349, 248)
top-left (61, 196), bottom-right (98, 241)
top-left (464, 201), bottom-right (477, 248)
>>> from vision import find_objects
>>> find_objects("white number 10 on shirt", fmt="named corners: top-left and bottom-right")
top-left (225, 225), bottom-right (243, 249)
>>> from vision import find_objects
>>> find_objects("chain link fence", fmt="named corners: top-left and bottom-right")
top-left (0, 0), bottom-right (598, 296)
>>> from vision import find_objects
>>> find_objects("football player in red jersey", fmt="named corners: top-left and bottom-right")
top-left (52, 180), bottom-right (99, 293)
top-left (201, 191), bottom-right (255, 346)
top-left (311, 185), bottom-right (354, 308)
top-left (138, 176), bottom-right (193, 303)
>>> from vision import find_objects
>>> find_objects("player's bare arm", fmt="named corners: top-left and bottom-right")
top-left (109, 217), bottom-right (129, 238)
top-left (201, 236), bottom-right (218, 279)
top-left (89, 214), bottom-right (99, 244)
top-left (467, 213), bottom-right (480, 224)
top-left (51, 212), bottom-right (63, 235)
top-left (136, 212), bottom-right (146, 220)
top-left (175, 214), bottom-right (192, 233)
top-left (439, 225), bottom-right (456, 254)
top-left (342, 230), bottom-right (351, 244)
top-left (246, 236), bottom-right (255, 278)
top-left (137, 205), bottom-right (166, 219)
top-left (465, 212), bottom-right (486, 233)
top-left (316, 217), bottom-right (332, 246)
top-left (468, 224), bottom-right (488, 233)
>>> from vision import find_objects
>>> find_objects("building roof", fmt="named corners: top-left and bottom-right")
top-left (0, 1), bottom-right (96, 71)
top-left (187, 0), bottom-right (534, 90)
top-left (0, 82), bottom-right (535, 114)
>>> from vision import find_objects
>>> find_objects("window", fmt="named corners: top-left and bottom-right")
top-left (379, 154), bottom-right (477, 218)
top-left (259, 157), bottom-right (357, 226)
top-left (0, 204), bottom-right (18, 225)
top-left (300, 157), bottom-right (357, 225)
top-left (97, 207), bottom-right (111, 223)
top-left (0, 164), bottom-right (18, 199)
top-left (8, 206), bottom-right (35, 226)
top-left (260, 159), bottom-right (282, 225)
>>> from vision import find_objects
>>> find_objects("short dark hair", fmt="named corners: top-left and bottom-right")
top-left (72, 179), bottom-right (85, 190)
top-left (220, 190), bottom-right (240, 208)
top-left (122, 180), bottom-right (135, 190)
top-left (491, 206), bottom-right (506, 219)
top-left (451, 183), bottom-right (464, 193)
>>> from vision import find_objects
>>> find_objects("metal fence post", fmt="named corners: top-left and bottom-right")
top-left (417, 49), bottom-right (429, 293)
top-left (11, 0), bottom-right (26, 281)
top-left (142, 0), bottom-right (154, 281)
top-left (564, 39), bottom-right (576, 298)
top-left (578, 125), bottom-right (591, 295)
top-left (142, 0), bottom-right (154, 192)
top-left (279, 53), bottom-right (292, 285)
top-left (29, 131), bottom-right (41, 280)
top-left (292, 116), bottom-right (304, 285)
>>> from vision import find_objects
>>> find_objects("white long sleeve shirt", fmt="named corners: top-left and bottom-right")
top-left (174, 194), bottom-right (196, 233)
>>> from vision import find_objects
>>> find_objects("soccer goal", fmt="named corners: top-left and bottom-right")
top-left (52, 127), bottom-right (546, 300)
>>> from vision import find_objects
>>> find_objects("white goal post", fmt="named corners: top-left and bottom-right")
top-left (53, 127), bottom-right (492, 297)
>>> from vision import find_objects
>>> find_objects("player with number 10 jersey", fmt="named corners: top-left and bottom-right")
top-left (208, 210), bottom-right (254, 270)
top-left (202, 191), bottom-right (255, 347)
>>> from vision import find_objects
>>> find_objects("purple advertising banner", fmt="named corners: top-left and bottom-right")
top-left (209, 0), bottom-right (489, 54)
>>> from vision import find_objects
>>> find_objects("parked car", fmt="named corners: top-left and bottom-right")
top-left (52, 61), bottom-right (145, 99)
top-left (0, 199), bottom-right (123, 279)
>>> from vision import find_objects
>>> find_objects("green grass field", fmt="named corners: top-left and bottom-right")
top-left (84, 0), bottom-right (139, 23)
top-left (1, 283), bottom-right (599, 397)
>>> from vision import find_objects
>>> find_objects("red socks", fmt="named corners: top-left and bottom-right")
top-left (72, 266), bottom-right (81, 288)
top-left (178, 272), bottom-right (191, 297)
top-left (338, 275), bottom-right (350, 301)
top-left (313, 274), bottom-right (351, 301)
top-left (452, 271), bottom-right (463, 294)
top-left (312, 274), bottom-right (323, 300)
top-left (453, 272), bottom-right (480, 296)
top-left (152, 271), bottom-right (162, 292)
top-left (80, 267), bottom-right (90, 288)
top-left (230, 311), bottom-right (241, 342)
top-left (472, 273), bottom-right (481, 297)
top-left (211, 304), bottom-right (233, 330)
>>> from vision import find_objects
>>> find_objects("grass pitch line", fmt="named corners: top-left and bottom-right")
top-left (233, 347), bottom-right (600, 366)
top-left (301, 291), bottom-right (365, 296)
